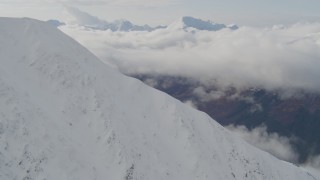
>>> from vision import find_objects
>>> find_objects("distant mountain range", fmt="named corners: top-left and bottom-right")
top-left (168, 16), bottom-right (238, 31)
top-left (49, 7), bottom-right (238, 32)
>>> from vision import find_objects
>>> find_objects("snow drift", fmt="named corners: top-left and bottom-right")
top-left (0, 18), bottom-right (318, 180)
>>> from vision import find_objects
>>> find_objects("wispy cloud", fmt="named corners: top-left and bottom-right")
top-left (304, 155), bottom-right (320, 176)
top-left (305, 155), bottom-right (320, 169)
top-left (226, 125), bottom-right (299, 163)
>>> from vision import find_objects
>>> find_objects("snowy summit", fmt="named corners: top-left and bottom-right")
top-left (0, 18), bottom-right (318, 180)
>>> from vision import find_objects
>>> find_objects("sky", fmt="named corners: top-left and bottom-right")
top-left (0, 0), bottom-right (320, 26)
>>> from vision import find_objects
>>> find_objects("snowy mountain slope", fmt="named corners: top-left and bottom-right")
top-left (0, 18), bottom-right (318, 180)
top-left (168, 16), bottom-right (238, 31)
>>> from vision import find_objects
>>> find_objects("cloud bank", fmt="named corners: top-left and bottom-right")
top-left (60, 8), bottom-right (320, 95)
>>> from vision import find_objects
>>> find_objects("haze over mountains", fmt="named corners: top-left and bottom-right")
top-left (56, 7), bottom-right (238, 32)
top-left (1, 17), bottom-right (319, 180)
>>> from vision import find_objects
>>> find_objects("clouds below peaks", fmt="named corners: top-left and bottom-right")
top-left (60, 9), bottom-right (320, 95)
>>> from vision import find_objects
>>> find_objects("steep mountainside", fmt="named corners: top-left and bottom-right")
top-left (133, 74), bottom-right (320, 163)
top-left (0, 18), bottom-right (318, 180)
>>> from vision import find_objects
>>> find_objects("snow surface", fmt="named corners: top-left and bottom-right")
top-left (0, 17), bottom-right (318, 180)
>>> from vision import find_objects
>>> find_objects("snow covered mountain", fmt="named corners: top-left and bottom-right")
top-left (65, 7), bottom-right (237, 32)
top-left (0, 17), bottom-right (317, 180)
top-left (168, 16), bottom-right (238, 31)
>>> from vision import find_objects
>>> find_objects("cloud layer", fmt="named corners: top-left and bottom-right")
top-left (60, 10), bottom-right (320, 94)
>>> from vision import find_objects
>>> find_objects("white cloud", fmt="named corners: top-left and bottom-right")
top-left (59, 10), bottom-right (320, 95)
top-left (193, 86), bottom-right (225, 102)
top-left (303, 155), bottom-right (320, 176)
top-left (142, 78), bottom-right (159, 87)
top-left (183, 100), bottom-right (197, 109)
top-left (226, 125), bottom-right (299, 163)
top-left (64, 6), bottom-right (105, 26)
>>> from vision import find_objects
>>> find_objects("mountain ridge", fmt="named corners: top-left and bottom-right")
top-left (63, 7), bottom-right (237, 32)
